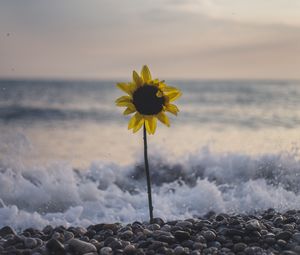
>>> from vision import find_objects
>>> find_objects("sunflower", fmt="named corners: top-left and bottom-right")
top-left (115, 65), bottom-right (181, 134)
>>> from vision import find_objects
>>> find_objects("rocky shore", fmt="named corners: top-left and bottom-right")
top-left (1, 209), bottom-right (300, 255)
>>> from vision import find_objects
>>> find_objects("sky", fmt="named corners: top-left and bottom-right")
top-left (0, 0), bottom-right (299, 79)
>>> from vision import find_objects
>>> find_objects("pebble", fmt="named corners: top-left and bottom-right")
top-left (156, 234), bottom-right (176, 244)
top-left (24, 237), bottom-right (38, 249)
top-left (120, 230), bottom-right (134, 240)
top-left (233, 242), bottom-right (247, 252)
top-left (276, 231), bottom-right (293, 240)
top-left (109, 239), bottom-right (123, 249)
top-left (202, 230), bottom-right (216, 241)
top-left (123, 244), bottom-right (137, 254)
top-left (292, 233), bottom-right (300, 243)
top-left (100, 246), bottom-right (113, 255)
top-left (174, 245), bottom-right (189, 255)
top-left (175, 221), bottom-right (193, 229)
top-left (46, 238), bottom-right (65, 254)
top-left (68, 238), bottom-right (97, 254)
top-left (63, 231), bottom-right (74, 241)
top-left (152, 218), bottom-right (164, 226)
top-left (0, 226), bottom-right (16, 237)
top-left (245, 219), bottom-right (262, 231)
top-left (174, 230), bottom-right (190, 242)
top-left (1, 209), bottom-right (300, 255)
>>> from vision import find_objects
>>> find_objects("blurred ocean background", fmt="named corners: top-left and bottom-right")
top-left (1, 79), bottom-right (300, 230)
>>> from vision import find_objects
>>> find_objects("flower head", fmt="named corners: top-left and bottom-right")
top-left (116, 65), bottom-right (181, 134)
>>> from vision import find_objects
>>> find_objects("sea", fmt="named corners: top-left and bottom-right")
top-left (1, 79), bottom-right (300, 230)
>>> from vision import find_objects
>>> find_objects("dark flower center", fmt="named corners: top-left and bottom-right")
top-left (133, 85), bottom-right (165, 115)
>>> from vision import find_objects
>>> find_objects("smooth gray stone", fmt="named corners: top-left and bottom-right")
top-left (100, 247), bottom-right (113, 255)
top-left (68, 239), bottom-right (97, 255)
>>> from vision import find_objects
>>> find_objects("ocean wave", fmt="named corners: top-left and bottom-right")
top-left (0, 148), bottom-right (300, 230)
top-left (0, 106), bottom-right (116, 123)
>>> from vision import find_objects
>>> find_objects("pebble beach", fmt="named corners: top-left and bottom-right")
top-left (1, 209), bottom-right (300, 255)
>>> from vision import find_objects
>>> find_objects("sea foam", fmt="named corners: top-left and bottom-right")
top-left (1, 147), bottom-right (300, 230)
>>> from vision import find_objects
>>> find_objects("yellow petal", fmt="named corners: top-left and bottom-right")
top-left (115, 96), bottom-right (131, 103)
top-left (141, 65), bottom-right (152, 83)
top-left (157, 112), bottom-right (170, 127)
top-left (117, 83), bottom-right (134, 95)
top-left (133, 71), bottom-right (143, 87)
top-left (165, 90), bottom-right (182, 102)
top-left (162, 86), bottom-right (180, 93)
top-left (128, 113), bottom-right (144, 133)
top-left (145, 116), bottom-right (157, 134)
top-left (128, 113), bottom-right (137, 129)
top-left (115, 96), bottom-right (132, 107)
top-left (133, 116), bottom-right (144, 133)
top-left (165, 104), bottom-right (179, 115)
top-left (158, 82), bottom-right (167, 90)
top-left (123, 104), bottom-right (136, 115)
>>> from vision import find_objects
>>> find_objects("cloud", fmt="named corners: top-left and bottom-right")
top-left (168, 0), bottom-right (300, 26)
top-left (0, 0), bottom-right (299, 79)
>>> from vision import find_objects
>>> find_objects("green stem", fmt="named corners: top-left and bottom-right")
top-left (143, 124), bottom-right (154, 223)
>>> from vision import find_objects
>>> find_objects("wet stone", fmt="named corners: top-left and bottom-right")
top-left (247, 246), bottom-right (266, 255)
top-left (224, 228), bottom-right (244, 237)
top-left (181, 239), bottom-right (194, 249)
top-left (203, 247), bottom-right (218, 254)
top-left (193, 241), bottom-right (206, 250)
top-left (103, 236), bottom-right (117, 246)
top-left (138, 240), bottom-right (152, 249)
top-left (103, 223), bottom-right (120, 232)
top-left (215, 214), bottom-right (226, 222)
top-left (190, 251), bottom-right (201, 255)
top-left (120, 230), bottom-right (134, 240)
top-left (154, 246), bottom-right (166, 254)
top-left (85, 229), bottom-right (96, 239)
top-left (0, 226), bottom-right (16, 238)
top-left (245, 219), bottom-right (262, 231)
top-left (24, 238), bottom-right (38, 249)
top-left (108, 239), bottom-right (123, 250)
top-left (292, 245), bottom-right (300, 253)
top-left (276, 231), bottom-right (293, 240)
top-left (160, 224), bottom-right (171, 232)
top-left (100, 246), bottom-right (113, 255)
top-left (232, 235), bottom-right (242, 242)
top-left (68, 239), bottom-right (97, 255)
top-left (277, 239), bottom-right (287, 247)
top-left (46, 238), bottom-right (66, 255)
top-left (148, 240), bottom-right (168, 250)
top-left (281, 251), bottom-right (298, 255)
top-left (63, 231), bottom-right (74, 242)
top-left (123, 244), bottom-right (137, 255)
top-left (208, 240), bottom-right (221, 249)
top-left (174, 245), bottom-right (189, 255)
top-left (274, 216), bottom-right (284, 226)
top-left (175, 221), bottom-right (193, 229)
top-left (156, 234), bottom-right (176, 244)
top-left (292, 233), bottom-right (300, 243)
top-left (264, 237), bottom-right (276, 245)
top-left (234, 242), bottom-right (247, 252)
top-left (151, 218), bottom-right (164, 226)
top-left (202, 230), bottom-right (216, 242)
top-left (174, 231), bottom-right (190, 242)
top-left (147, 224), bottom-right (160, 231)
